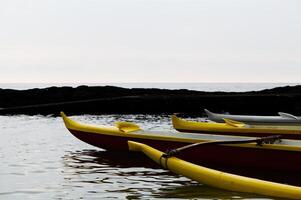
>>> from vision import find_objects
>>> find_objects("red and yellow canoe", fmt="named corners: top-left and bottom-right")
top-left (61, 112), bottom-right (301, 185)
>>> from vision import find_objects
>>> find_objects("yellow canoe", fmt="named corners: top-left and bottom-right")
top-left (172, 115), bottom-right (301, 139)
top-left (128, 141), bottom-right (301, 199)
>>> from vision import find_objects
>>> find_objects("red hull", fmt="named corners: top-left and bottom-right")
top-left (69, 128), bottom-right (301, 185)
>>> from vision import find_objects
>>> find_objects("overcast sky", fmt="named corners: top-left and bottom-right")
top-left (1, 0), bottom-right (300, 83)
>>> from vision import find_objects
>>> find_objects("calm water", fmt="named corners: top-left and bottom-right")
top-left (0, 82), bottom-right (300, 92)
top-left (0, 114), bottom-right (276, 199)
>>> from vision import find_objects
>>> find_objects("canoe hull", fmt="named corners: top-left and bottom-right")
top-left (172, 115), bottom-right (301, 139)
top-left (205, 109), bottom-right (301, 125)
top-left (69, 128), bottom-right (301, 185)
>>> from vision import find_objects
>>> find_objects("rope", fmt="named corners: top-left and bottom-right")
top-left (159, 154), bottom-right (169, 169)
top-left (162, 135), bottom-right (282, 158)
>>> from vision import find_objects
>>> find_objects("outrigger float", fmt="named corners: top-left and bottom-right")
top-left (128, 141), bottom-right (301, 199)
top-left (172, 114), bottom-right (301, 139)
top-left (61, 112), bottom-right (301, 183)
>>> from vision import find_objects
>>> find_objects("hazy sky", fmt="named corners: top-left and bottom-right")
top-left (1, 0), bottom-right (300, 83)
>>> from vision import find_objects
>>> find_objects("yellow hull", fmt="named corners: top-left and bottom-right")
top-left (172, 115), bottom-right (301, 139)
top-left (128, 141), bottom-right (301, 199)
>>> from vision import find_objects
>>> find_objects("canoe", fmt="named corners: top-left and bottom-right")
top-left (128, 141), bottom-right (301, 199)
top-left (172, 114), bottom-right (301, 139)
top-left (61, 111), bottom-right (301, 185)
top-left (205, 109), bottom-right (301, 125)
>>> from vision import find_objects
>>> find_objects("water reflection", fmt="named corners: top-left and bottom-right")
top-left (63, 150), bottom-right (159, 169)
top-left (62, 149), bottom-right (273, 200)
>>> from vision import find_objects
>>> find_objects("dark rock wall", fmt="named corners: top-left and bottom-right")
top-left (0, 85), bottom-right (300, 115)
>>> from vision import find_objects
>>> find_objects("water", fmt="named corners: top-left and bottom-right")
top-left (0, 114), bottom-right (275, 199)
top-left (0, 82), bottom-right (300, 92)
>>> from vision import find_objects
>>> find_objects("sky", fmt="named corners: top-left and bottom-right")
top-left (0, 0), bottom-right (300, 83)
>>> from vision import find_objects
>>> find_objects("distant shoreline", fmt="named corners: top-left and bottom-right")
top-left (0, 84), bottom-right (300, 115)
top-left (0, 82), bottom-right (300, 92)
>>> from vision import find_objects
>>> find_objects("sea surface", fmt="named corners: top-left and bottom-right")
top-left (0, 82), bottom-right (300, 92)
top-left (1, 114), bottom-right (275, 200)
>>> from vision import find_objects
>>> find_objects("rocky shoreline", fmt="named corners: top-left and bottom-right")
top-left (0, 85), bottom-right (301, 115)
